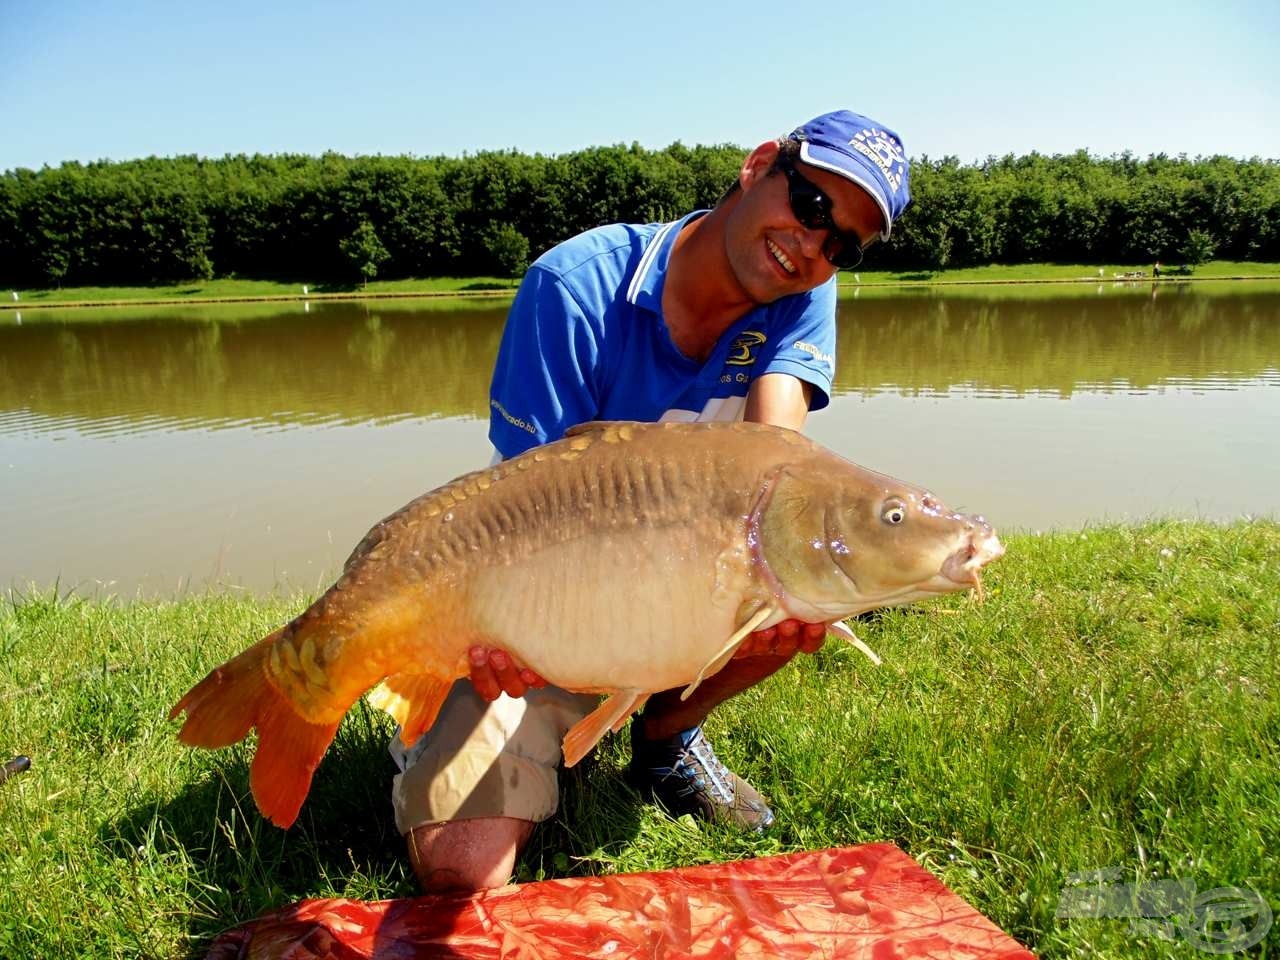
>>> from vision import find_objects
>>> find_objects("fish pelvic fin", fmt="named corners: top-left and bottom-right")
top-left (827, 619), bottom-right (883, 666)
top-left (678, 604), bottom-right (777, 702)
top-left (368, 673), bottom-right (452, 746)
top-left (562, 689), bottom-right (646, 768)
top-left (169, 627), bottom-right (342, 829)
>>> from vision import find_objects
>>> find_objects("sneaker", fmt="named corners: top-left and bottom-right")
top-left (628, 723), bottom-right (775, 832)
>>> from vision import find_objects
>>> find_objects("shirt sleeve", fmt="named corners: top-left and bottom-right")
top-left (757, 277), bottom-right (837, 412)
top-left (488, 264), bottom-right (603, 458)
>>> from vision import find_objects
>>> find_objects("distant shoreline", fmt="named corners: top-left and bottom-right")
top-left (7, 262), bottom-right (1280, 311)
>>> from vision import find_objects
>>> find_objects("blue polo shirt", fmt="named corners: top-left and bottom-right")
top-left (489, 211), bottom-right (837, 458)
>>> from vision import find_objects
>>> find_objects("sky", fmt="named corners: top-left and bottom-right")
top-left (1, 0), bottom-right (1278, 171)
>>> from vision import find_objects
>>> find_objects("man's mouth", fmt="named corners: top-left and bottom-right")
top-left (766, 238), bottom-right (796, 275)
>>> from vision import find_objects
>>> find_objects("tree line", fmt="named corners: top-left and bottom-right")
top-left (1, 145), bottom-right (1277, 288)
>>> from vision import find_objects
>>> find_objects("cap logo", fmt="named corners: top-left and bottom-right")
top-left (849, 128), bottom-right (906, 194)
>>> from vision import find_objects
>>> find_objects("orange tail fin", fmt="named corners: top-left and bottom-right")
top-left (169, 629), bottom-right (341, 829)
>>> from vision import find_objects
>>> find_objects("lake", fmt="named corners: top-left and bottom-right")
top-left (3, 282), bottom-right (1277, 597)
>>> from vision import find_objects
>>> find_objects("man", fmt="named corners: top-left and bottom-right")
top-left (392, 109), bottom-right (911, 892)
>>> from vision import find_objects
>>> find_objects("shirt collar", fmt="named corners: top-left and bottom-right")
top-left (624, 209), bottom-right (708, 312)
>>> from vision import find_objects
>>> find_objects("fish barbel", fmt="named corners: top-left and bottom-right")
top-left (170, 421), bottom-right (1004, 828)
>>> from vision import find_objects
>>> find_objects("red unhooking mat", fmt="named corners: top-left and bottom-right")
top-left (206, 843), bottom-right (1035, 959)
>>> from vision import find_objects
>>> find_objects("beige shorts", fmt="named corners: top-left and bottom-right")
top-left (389, 680), bottom-right (598, 835)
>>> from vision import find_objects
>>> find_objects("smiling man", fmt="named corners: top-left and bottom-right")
top-left (392, 109), bottom-right (912, 893)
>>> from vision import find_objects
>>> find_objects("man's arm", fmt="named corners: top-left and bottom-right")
top-left (743, 372), bottom-right (813, 432)
top-left (488, 265), bottom-right (603, 458)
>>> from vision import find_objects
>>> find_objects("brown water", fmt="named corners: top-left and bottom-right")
top-left (3, 283), bottom-right (1277, 597)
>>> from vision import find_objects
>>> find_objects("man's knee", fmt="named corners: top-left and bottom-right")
top-left (406, 816), bottom-right (534, 894)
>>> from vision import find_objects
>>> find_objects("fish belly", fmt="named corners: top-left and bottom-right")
top-left (466, 519), bottom-right (755, 694)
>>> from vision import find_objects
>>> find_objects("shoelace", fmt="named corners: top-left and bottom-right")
top-left (667, 729), bottom-right (736, 804)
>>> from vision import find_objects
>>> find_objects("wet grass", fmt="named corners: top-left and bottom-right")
top-left (1, 519), bottom-right (1276, 957)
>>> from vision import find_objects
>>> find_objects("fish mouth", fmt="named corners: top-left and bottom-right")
top-left (941, 530), bottom-right (1005, 598)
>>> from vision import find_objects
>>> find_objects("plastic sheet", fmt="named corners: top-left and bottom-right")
top-left (206, 843), bottom-right (1035, 959)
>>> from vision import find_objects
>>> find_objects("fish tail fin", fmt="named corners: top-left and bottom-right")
top-left (169, 628), bottom-right (285, 747)
top-left (249, 696), bottom-right (341, 829)
top-left (368, 672), bottom-right (453, 746)
top-left (169, 627), bottom-right (341, 828)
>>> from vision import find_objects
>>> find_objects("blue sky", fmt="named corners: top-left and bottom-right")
top-left (2, 0), bottom-right (1277, 171)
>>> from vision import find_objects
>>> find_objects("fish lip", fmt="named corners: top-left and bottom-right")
top-left (941, 532), bottom-right (1005, 587)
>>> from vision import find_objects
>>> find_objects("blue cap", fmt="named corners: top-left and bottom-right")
top-left (788, 110), bottom-right (911, 240)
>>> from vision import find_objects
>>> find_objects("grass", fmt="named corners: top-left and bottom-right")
top-left (8, 261), bottom-right (1280, 310)
top-left (5, 275), bottom-right (520, 308)
top-left (846, 259), bottom-right (1280, 286)
top-left (2, 520), bottom-right (1277, 957)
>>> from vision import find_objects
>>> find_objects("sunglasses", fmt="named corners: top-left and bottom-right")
top-left (775, 155), bottom-right (874, 270)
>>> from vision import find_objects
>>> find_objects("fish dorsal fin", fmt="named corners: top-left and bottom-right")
top-left (563, 420), bottom-right (647, 443)
top-left (679, 604), bottom-right (777, 702)
top-left (565, 421), bottom-right (620, 438)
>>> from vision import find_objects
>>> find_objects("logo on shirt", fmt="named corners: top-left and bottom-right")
top-left (726, 331), bottom-right (766, 367)
top-left (792, 339), bottom-right (834, 368)
top-left (490, 398), bottom-right (537, 435)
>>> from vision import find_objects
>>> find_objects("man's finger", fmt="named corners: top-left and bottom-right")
top-left (736, 629), bottom-right (777, 659)
top-left (490, 650), bottom-right (527, 699)
top-left (799, 621), bottom-right (827, 653)
top-left (520, 668), bottom-right (548, 689)
top-left (468, 645), bottom-right (502, 701)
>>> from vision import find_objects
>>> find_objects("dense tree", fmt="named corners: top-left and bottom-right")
top-left (1, 147), bottom-right (1276, 288)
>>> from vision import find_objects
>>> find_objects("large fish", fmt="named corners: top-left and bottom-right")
top-left (171, 421), bottom-right (1003, 828)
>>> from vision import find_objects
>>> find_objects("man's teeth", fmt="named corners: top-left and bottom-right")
top-left (767, 239), bottom-right (796, 274)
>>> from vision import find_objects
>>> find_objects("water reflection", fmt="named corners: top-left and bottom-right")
top-left (0, 301), bottom-right (507, 437)
top-left (2, 287), bottom-right (1277, 596)
top-left (832, 285), bottom-right (1279, 398)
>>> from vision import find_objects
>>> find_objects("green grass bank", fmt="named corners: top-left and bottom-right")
top-left (7, 260), bottom-right (1280, 310)
top-left (1, 520), bottom-right (1277, 958)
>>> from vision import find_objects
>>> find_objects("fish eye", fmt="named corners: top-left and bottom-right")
top-left (881, 501), bottom-right (906, 525)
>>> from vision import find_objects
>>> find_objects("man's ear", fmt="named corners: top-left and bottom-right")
top-left (739, 140), bottom-right (781, 191)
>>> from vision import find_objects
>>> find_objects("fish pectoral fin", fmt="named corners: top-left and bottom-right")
top-left (561, 689), bottom-right (645, 768)
top-left (368, 673), bottom-right (453, 747)
top-left (679, 604), bottom-right (777, 702)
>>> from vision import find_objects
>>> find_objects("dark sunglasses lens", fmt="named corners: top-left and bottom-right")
top-left (826, 237), bottom-right (863, 270)
top-left (780, 158), bottom-right (869, 269)
top-left (785, 177), bottom-right (831, 231)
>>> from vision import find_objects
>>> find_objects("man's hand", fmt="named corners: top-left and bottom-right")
top-left (468, 645), bottom-right (548, 702)
top-left (733, 619), bottom-right (828, 659)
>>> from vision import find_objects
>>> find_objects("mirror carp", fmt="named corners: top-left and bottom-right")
top-left (170, 421), bottom-right (1003, 828)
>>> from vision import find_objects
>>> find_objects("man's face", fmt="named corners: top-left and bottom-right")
top-left (723, 143), bottom-right (884, 304)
